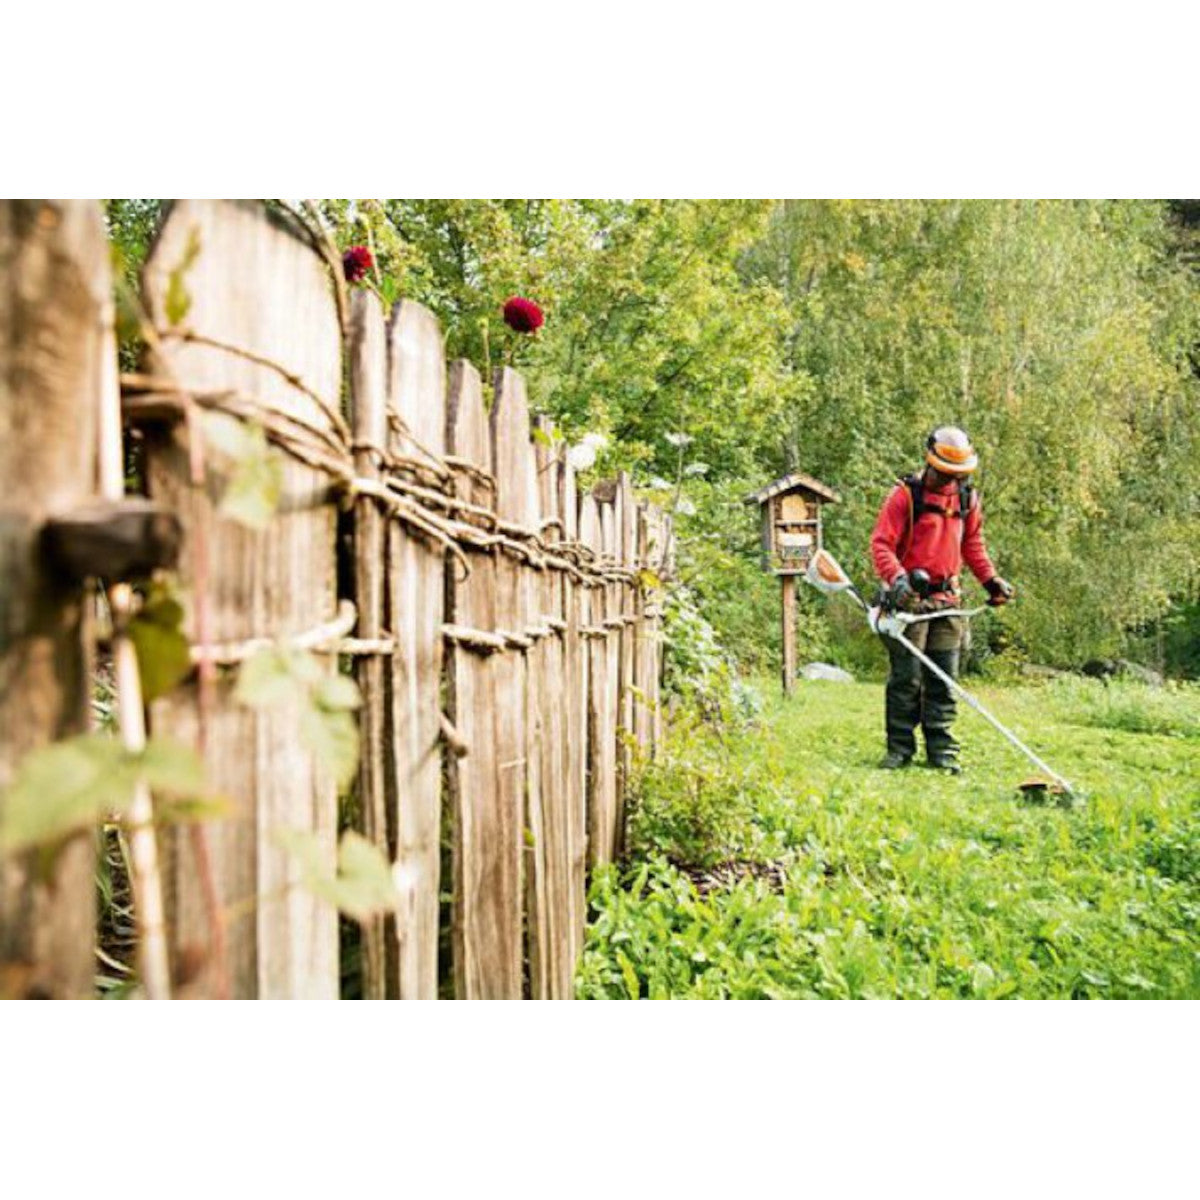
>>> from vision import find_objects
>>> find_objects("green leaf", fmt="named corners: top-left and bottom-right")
top-left (164, 227), bottom-right (201, 327)
top-left (235, 646), bottom-right (302, 710)
top-left (637, 568), bottom-right (663, 591)
top-left (313, 674), bottom-right (362, 712)
top-left (273, 828), bottom-right (398, 925)
top-left (128, 586), bottom-right (191, 701)
top-left (0, 736), bottom-right (132, 854)
top-left (531, 426), bottom-right (555, 448)
top-left (0, 735), bottom-right (211, 856)
top-left (137, 739), bottom-right (208, 796)
top-left (200, 413), bottom-right (283, 531)
top-left (616, 950), bottom-right (641, 999)
top-left (298, 705), bottom-right (359, 791)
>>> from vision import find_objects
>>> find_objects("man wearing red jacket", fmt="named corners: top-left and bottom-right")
top-left (870, 426), bottom-right (1014, 772)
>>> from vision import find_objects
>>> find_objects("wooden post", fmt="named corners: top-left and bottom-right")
top-left (558, 455), bottom-right (588, 965)
top-left (533, 418), bottom-right (573, 998)
top-left (347, 289), bottom-right (390, 999)
top-left (385, 300), bottom-right (446, 1000)
top-left (781, 574), bottom-right (797, 697)
top-left (615, 472), bottom-right (637, 858)
top-left (446, 361), bottom-right (521, 998)
top-left (490, 368), bottom-right (537, 996)
top-left (143, 199), bottom-right (341, 999)
top-left (580, 494), bottom-right (615, 868)
top-left (0, 200), bottom-right (107, 999)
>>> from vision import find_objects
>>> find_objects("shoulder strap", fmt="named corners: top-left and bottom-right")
top-left (899, 475), bottom-right (920, 559)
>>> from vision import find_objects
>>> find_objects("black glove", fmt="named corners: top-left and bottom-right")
top-left (985, 576), bottom-right (1015, 606)
top-left (886, 573), bottom-right (914, 611)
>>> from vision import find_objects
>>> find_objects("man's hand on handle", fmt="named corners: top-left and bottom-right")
top-left (984, 576), bottom-right (1015, 607)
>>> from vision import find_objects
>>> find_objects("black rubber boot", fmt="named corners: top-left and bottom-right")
top-left (922, 648), bottom-right (961, 767)
top-left (883, 635), bottom-right (922, 762)
top-left (878, 751), bottom-right (912, 769)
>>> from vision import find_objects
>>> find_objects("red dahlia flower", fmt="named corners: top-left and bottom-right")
top-left (502, 296), bottom-right (545, 334)
top-left (342, 246), bottom-right (373, 284)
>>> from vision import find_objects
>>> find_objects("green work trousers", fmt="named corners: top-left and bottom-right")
top-left (882, 615), bottom-right (967, 763)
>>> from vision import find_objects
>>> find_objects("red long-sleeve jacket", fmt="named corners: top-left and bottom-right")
top-left (871, 477), bottom-right (997, 592)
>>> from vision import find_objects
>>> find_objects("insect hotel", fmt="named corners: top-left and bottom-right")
top-left (745, 471), bottom-right (841, 695)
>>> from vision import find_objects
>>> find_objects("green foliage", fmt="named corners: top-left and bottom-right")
top-left (742, 199), bottom-right (1200, 671)
top-left (201, 411), bottom-right (284, 531)
top-left (164, 226), bottom-right (201, 327)
top-left (0, 734), bottom-right (209, 857)
top-left (235, 645), bottom-right (362, 789)
top-left (579, 680), bottom-right (1200, 998)
top-left (628, 716), bottom-right (790, 868)
top-left (128, 582), bottom-right (192, 701)
top-left (1046, 677), bottom-right (1200, 740)
top-left (274, 828), bottom-right (398, 924)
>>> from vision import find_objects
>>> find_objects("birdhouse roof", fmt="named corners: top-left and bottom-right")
top-left (743, 472), bottom-right (841, 506)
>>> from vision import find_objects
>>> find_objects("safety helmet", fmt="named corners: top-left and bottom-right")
top-left (926, 425), bottom-right (978, 475)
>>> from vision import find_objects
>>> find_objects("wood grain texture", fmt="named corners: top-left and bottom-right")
top-left (579, 493), bottom-right (614, 869)
top-left (781, 574), bottom-right (797, 697)
top-left (533, 418), bottom-right (572, 998)
top-left (558, 456), bottom-right (588, 966)
top-left (386, 300), bottom-right (446, 1000)
top-left (0, 199), bottom-right (107, 999)
top-left (615, 472), bottom-right (638, 858)
top-left (348, 289), bottom-right (390, 999)
top-left (490, 368), bottom-right (537, 996)
top-left (143, 199), bottom-right (340, 999)
top-left (597, 492), bottom-right (623, 866)
top-left (447, 361), bottom-right (521, 998)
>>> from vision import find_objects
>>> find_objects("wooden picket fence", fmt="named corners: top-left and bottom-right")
top-left (0, 199), bottom-right (672, 999)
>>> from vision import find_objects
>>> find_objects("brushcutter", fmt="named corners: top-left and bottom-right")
top-left (804, 548), bottom-right (1076, 799)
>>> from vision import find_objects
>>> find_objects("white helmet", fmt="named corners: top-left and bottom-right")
top-left (926, 426), bottom-right (978, 475)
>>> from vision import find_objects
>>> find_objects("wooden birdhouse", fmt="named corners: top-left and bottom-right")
top-left (744, 472), bottom-right (840, 576)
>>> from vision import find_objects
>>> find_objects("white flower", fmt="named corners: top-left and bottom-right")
top-left (649, 476), bottom-right (673, 491)
top-left (665, 432), bottom-right (693, 448)
top-left (580, 432), bottom-right (608, 451)
top-left (567, 442), bottom-right (598, 471)
top-left (684, 462), bottom-right (710, 476)
top-left (674, 497), bottom-right (697, 517)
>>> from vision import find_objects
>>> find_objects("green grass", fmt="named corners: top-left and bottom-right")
top-left (578, 678), bottom-right (1200, 999)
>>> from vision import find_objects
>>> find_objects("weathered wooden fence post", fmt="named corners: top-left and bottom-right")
top-left (446, 361), bottom-right (521, 998)
top-left (615, 472), bottom-right (638, 856)
top-left (384, 300), bottom-right (446, 1000)
top-left (490, 368), bottom-right (537, 995)
top-left (558, 454), bottom-right (589, 963)
top-left (347, 288), bottom-right (390, 999)
top-left (533, 417), bottom-right (574, 998)
top-left (141, 199), bottom-right (342, 999)
top-left (580, 493), bottom-right (616, 868)
top-left (0, 200), bottom-right (109, 999)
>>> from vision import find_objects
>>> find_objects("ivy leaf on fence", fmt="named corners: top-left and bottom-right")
top-left (128, 582), bottom-right (192, 701)
top-left (0, 734), bottom-right (211, 857)
top-left (274, 828), bottom-right (398, 924)
top-left (236, 647), bottom-right (362, 789)
top-left (201, 411), bottom-right (283, 532)
top-left (164, 227), bottom-right (202, 327)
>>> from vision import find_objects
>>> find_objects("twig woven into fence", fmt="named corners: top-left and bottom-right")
top-left (0, 198), bottom-right (672, 1000)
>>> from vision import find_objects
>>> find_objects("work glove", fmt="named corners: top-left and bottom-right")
top-left (886, 573), bottom-right (914, 611)
top-left (985, 576), bottom-right (1015, 607)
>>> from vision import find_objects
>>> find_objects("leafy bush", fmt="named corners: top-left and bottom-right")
top-left (1046, 677), bottom-right (1200, 740)
top-left (627, 715), bottom-right (791, 869)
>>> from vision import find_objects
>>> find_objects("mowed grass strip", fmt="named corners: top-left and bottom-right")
top-left (578, 679), bottom-right (1200, 999)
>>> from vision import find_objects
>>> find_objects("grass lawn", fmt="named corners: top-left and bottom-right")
top-left (578, 676), bottom-right (1200, 998)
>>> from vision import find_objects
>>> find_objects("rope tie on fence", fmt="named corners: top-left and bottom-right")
top-left (187, 600), bottom-right (359, 666)
top-left (442, 624), bottom-right (508, 655)
top-left (444, 454), bottom-right (497, 494)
